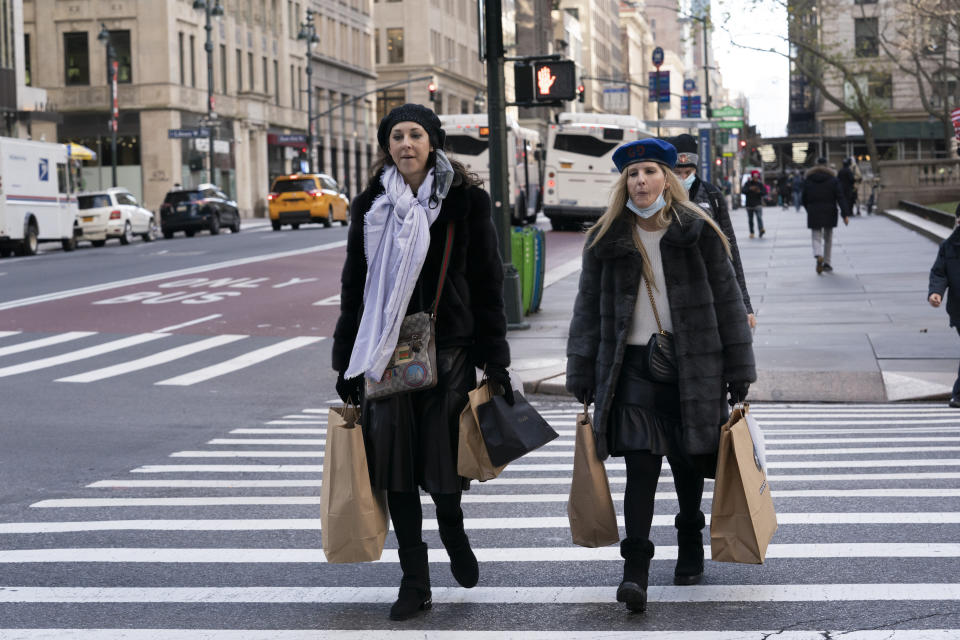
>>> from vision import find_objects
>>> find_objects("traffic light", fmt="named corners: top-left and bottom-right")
top-left (715, 158), bottom-right (722, 167)
top-left (577, 84), bottom-right (585, 103)
top-left (739, 140), bottom-right (747, 149)
top-left (514, 59), bottom-right (577, 105)
top-left (427, 81), bottom-right (437, 103)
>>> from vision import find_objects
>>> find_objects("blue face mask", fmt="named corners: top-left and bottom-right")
top-left (682, 173), bottom-right (696, 191)
top-left (626, 193), bottom-right (667, 219)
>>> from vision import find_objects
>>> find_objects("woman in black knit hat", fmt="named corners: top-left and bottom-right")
top-left (331, 103), bottom-right (513, 621)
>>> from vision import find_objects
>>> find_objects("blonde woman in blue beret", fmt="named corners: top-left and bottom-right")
top-left (565, 138), bottom-right (756, 613)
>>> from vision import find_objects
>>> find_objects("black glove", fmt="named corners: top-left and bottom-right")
top-left (727, 381), bottom-right (750, 407)
top-left (336, 371), bottom-right (363, 404)
top-left (485, 364), bottom-right (515, 406)
top-left (572, 386), bottom-right (594, 406)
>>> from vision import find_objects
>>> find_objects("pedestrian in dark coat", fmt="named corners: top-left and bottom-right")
top-left (742, 170), bottom-right (766, 238)
top-left (802, 157), bottom-right (850, 274)
top-left (332, 103), bottom-right (511, 622)
top-left (777, 174), bottom-right (792, 209)
top-left (791, 170), bottom-right (804, 212)
top-left (565, 137), bottom-right (756, 614)
top-left (838, 158), bottom-right (857, 216)
top-left (928, 206), bottom-right (960, 407)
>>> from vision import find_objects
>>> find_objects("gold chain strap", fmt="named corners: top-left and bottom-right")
top-left (643, 277), bottom-right (666, 336)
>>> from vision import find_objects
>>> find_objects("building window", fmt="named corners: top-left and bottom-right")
top-left (236, 48), bottom-right (243, 90)
top-left (108, 30), bottom-right (132, 83)
top-left (274, 59), bottom-right (279, 104)
top-left (854, 18), bottom-right (878, 58)
top-left (220, 44), bottom-right (227, 93)
top-left (248, 52), bottom-right (254, 91)
top-left (24, 34), bottom-right (31, 86)
top-left (179, 33), bottom-right (185, 84)
top-left (377, 88), bottom-right (405, 121)
top-left (460, 99), bottom-right (469, 114)
top-left (262, 55), bottom-right (268, 93)
top-left (189, 35), bottom-right (197, 86)
top-left (64, 32), bottom-right (90, 86)
top-left (386, 28), bottom-right (403, 63)
top-left (290, 64), bottom-right (295, 105)
top-left (298, 66), bottom-right (303, 109)
top-left (375, 28), bottom-right (380, 64)
top-left (867, 72), bottom-right (892, 108)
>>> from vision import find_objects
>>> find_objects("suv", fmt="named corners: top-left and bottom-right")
top-left (267, 173), bottom-right (349, 231)
top-left (159, 184), bottom-right (240, 238)
top-left (77, 188), bottom-right (158, 246)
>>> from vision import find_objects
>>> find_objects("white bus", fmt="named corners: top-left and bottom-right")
top-left (0, 137), bottom-right (79, 256)
top-left (542, 113), bottom-right (654, 230)
top-left (440, 114), bottom-right (542, 224)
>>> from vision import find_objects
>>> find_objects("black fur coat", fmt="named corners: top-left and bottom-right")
top-left (332, 178), bottom-right (510, 373)
top-left (565, 207), bottom-right (756, 460)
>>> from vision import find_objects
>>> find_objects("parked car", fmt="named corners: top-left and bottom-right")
top-left (267, 173), bottom-right (349, 231)
top-left (159, 184), bottom-right (240, 238)
top-left (77, 188), bottom-right (158, 246)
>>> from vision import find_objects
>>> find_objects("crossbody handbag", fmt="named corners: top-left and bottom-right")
top-left (365, 223), bottom-right (455, 400)
top-left (643, 276), bottom-right (678, 384)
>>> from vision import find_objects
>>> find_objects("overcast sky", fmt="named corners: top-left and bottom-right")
top-left (710, 0), bottom-right (790, 137)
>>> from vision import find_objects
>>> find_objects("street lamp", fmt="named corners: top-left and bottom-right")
top-left (193, 0), bottom-right (224, 185)
top-left (297, 9), bottom-right (319, 173)
top-left (96, 23), bottom-right (118, 187)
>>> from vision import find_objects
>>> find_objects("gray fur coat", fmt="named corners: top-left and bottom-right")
top-left (565, 206), bottom-right (757, 460)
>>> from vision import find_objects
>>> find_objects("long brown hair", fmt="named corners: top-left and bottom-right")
top-left (587, 163), bottom-right (731, 286)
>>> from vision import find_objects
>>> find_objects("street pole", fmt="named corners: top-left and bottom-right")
top-left (298, 10), bottom-right (319, 174)
top-left (97, 24), bottom-right (118, 188)
top-left (193, 1), bottom-right (223, 184)
top-left (484, 0), bottom-right (527, 329)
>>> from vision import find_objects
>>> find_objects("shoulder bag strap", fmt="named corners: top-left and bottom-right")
top-left (430, 223), bottom-right (456, 319)
top-left (643, 277), bottom-right (666, 336)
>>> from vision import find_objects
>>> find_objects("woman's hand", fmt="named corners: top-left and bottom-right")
top-left (572, 386), bottom-right (595, 406)
top-left (727, 381), bottom-right (750, 406)
top-left (930, 293), bottom-right (943, 308)
top-left (485, 365), bottom-right (515, 406)
top-left (336, 372), bottom-right (364, 404)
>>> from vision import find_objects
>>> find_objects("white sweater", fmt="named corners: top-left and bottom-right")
top-left (627, 226), bottom-right (673, 345)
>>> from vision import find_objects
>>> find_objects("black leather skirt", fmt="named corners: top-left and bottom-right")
top-left (608, 344), bottom-right (683, 457)
top-left (362, 346), bottom-right (474, 494)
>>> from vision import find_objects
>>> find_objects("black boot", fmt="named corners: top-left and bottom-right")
top-left (390, 543), bottom-right (432, 621)
top-left (674, 512), bottom-right (705, 585)
top-left (438, 516), bottom-right (479, 588)
top-left (616, 538), bottom-right (654, 613)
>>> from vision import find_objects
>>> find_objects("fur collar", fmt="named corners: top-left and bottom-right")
top-left (591, 206), bottom-right (704, 259)
top-left (805, 165), bottom-right (837, 180)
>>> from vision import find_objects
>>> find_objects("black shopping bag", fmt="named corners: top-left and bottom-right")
top-left (475, 393), bottom-right (559, 467)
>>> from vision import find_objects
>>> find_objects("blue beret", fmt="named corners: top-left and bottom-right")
top-left (613, 138), bottom-right (678, 173)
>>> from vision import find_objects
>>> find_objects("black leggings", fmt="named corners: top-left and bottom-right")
top-left (388, 490), bottom-right (464, 549)
top-left (623, 452), bottom-right (704, 540)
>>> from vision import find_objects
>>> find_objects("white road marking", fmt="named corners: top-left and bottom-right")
top-left (265, 420), bottom-right (326, 425)
top-left (130, 465), bottom-right (324, 473)
top-left (169, 451), bottom-right (325, 458)
top-left (230, 429), bottom-right (325, 434)
top-left (0, 331), bottom-right (21, 338)
top-left (207, 439), bottom-right (325, 445)
top-left (0, 240), bottom-right (348, 311)
top-left (86, 480), bottom-right (323, 488)
top-left (543, 257), bottom-right (583, 288)
top-left (0, 331), bottom-right (96, 358)
top-left (155, 336), bottom-right (325, 386)
top-left (57, 335), bottom-right (248, 383)
top-left (153, 314), bottom-right (223, 333)
top-left (0, 333), bottom-right (169, 378)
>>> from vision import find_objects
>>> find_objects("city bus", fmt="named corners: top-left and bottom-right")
top-left (542, 113), bottom-right (654, 230)
top-left (440, 114), bottom-right (542, 225)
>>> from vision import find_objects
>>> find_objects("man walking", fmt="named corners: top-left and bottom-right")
top-left (743, 170), bottom-right (766, 239)
top-left (927, 204), bottom-right (960, 408)
top-left (838, 158), bottom-right (859, 217)
top-left (802, 157), bottom-right (850, 274)
top-left (791, 169), bottom-right (804, 212)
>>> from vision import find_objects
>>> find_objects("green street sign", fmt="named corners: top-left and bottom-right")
top-left (713, 106), bottom-right (744, 118)
top-left (716, 120), bottom-right (744, 129)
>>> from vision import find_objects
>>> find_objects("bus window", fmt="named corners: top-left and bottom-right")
top-left (552, 134), bottom-right (618, 157)
top-left (602, 129), bottom-right (624, 141)
top-left (444, 135), bottom-right (489, 156)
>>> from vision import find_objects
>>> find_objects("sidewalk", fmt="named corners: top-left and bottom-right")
top-left (508, 207), bottom-right (958, 403)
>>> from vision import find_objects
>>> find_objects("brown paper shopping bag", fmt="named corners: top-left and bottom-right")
top-left (320, 405), bottom-right (388, 563)
top-left (710, 405), bottom-right (778, 563)
top-left (457, 382), bottom-right (507, 481)
top-left (567, 406), bottom-right (620, 548)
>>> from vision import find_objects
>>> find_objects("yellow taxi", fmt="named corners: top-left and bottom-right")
top-left (267, 173), bottom-right (349, 231)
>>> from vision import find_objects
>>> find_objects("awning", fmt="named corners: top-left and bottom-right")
top-left (66, 142), bottom-right (97, 161)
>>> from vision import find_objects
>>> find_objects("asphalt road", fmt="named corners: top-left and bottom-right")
top-left (2, 219), bottom-right (958, 637)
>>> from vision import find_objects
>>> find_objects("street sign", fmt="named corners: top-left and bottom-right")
top-left (698, 128), bottom-right (711, 184)
top-left (276, 134), bottom-right (307, 144)
top-left (602, 86), bottom-right (629, 113)
top-left (716, 120), bottom-right (744, 129)
top-left (168, 128), bottom-right (211, 139)
top-left (652, 46), bottom-right (664, 67)
top-left (648, 71), bottom-right (670, 103)
top-left (712, 105), bottom-right (744, 118)
top-left (683, 78), bottom-right (696, 93)
top-left (681, 95), bottom-right (701, 118)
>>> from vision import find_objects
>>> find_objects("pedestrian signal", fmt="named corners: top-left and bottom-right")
top-left (514, 59), bottom-right (576, 105)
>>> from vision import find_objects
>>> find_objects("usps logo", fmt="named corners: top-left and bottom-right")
top-left (38, 158), bottom-right (49, 182)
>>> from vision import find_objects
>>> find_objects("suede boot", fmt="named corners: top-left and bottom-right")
top-left (438, 516), bottom-right (479, 588)
top-left (616, 538), bottom-right (655, 613)
top-left (389, 543), bottom-right (432, 621)
top-left (674, 512), bottom-right (705, 585)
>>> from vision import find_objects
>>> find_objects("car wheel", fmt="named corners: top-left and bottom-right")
top-left (185, 229), bottom-right (196, 237)
top-left (291, 223), bottom-right (300, 230)
top-left (143, 220), bottom-right (159, 242)
top-left (209, 214), bottom-right (221, 235)
top-left (340, 219), bottom-right (348, 227)
top-left (271, 220), bottom-right (282, 231)
top-left (549, 219), bottom-right (566, 231)
top-left (231, 216), bottom-right (241, 233)
top-left (119, 222), bottom-right (133, 245)
top-left (19, 222), bottom-right (39, 256)
top-left (62, 233), bottom-right (77, 252)
top-left (0, 246), bottom-right (11, 258)
top-left (324, 207), bottom-right (333, 228)
top-left (91, 239), bottom-right (107, 247)
top-left (162, 229), bottom-right (175, 239)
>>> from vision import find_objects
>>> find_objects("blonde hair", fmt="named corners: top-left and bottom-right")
top-left (587, 163), bottom-right (731, 286)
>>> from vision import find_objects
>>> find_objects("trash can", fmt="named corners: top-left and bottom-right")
top-left (510, 226), bottom-right (546, 314)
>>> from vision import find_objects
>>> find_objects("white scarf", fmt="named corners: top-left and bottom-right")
top-left (344, 164), bottom-right (443, 381)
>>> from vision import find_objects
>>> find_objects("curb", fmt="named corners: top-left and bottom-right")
top-left (881, 209), bottom-right (949, 243)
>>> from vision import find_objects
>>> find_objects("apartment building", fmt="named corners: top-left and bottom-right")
top-left (619, 1), bottom-right (655, 122)
top-left (22, 0), bottom-right (376, 215)
top-left (557, 0), bottom-right (624, 113)
top-left (1, 0), bottom-right (49, 138)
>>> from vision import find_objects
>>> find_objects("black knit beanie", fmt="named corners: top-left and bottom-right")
top-left (376, 103), bottom-right (446, 154)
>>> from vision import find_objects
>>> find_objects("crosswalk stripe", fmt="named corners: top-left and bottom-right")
top-left (155, 336), bottom-right (325, 386)
top-left (86, 480), bottom-right (324, 488)
top-left (208, 438), bottom-right (325, 445)
top-left (131, 465), bottom-right (324, 473)
top-left (265, 420), bottom-right (326, 425)
top-left (0, 333), bottom-right (169, 378)
top-left (6, 512), bottom-right (960, 534)
top-left (170, 450), bottom-right (325, 457)
top-left (0, 331), bottom-right (22, 338)
top-left (1, 544), bottom-right (959, 564)
top-left (231, 429), bottom-right (325, 434)
top-left (56, 335), bottom-right (249, 383)
top-left (0, 331), bottom-right (96, 358)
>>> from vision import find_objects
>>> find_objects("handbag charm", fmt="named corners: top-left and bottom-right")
top-left (365, 224), bottom-right (455, 400)
top-left (643, 276), bottom-right (678, 384)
